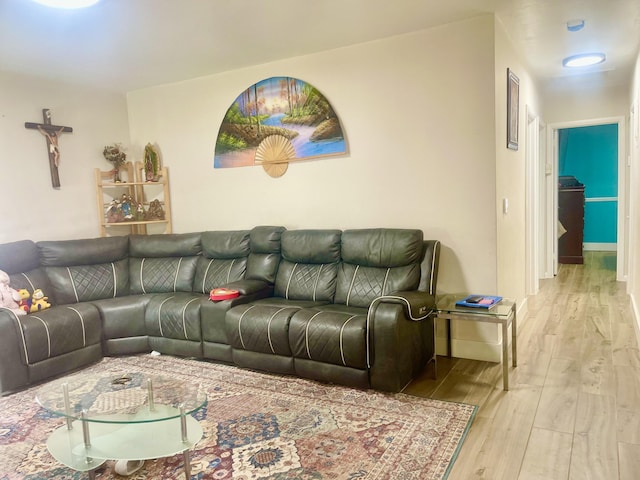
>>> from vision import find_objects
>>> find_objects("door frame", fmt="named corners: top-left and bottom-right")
top-left (545, 116), bottom-right (627, 281)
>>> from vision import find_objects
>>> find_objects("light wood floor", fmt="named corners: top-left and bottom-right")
top-left (405, 251), bottom-right (640, 480)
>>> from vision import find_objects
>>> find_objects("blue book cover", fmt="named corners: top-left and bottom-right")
top-left (455, 295), bottom-right (503, 309)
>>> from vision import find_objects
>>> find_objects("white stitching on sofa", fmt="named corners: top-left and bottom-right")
top-left (381, 268), bottom-right (390, 296)
top-left (173, 258), bottom-right (183, 292)
top-left (66, 267), bottom-right (79, 303)
top-left (339, 315), bottom-right (357, 366)
top-left (237, 305), bottom-right (257, 350)
top-left (304, 311), bottom-right (323, 359)
top-left (66, 306), bottom-right (86, 346)
top-left (267, 307), bottom-right (288, 354)
top-left (430, 241), bottom-right (440, 295)
top-left (111, 262), bottom-right (117, 297)
top-left (285, 264), bottom-right (298, 300)
top-left (3, 309), bottom-right (30, 364)
top-left (181, 298), bottom-right (199, 340)
top-left (157, 296), bottom-right (174, 337)
top-left (313, 265), bottom-right (323, 302)
top-left (227, 259), bottom-right (236, 284)
top-left (20, 273), bottom-right (35, 292)
top-left (346, 265), bottom-right (359, 307)
top-left (202, 259), bottom-right (214, 293)
top-left (140, 258), bottom-right (147, 294)
top-left (31, 315), bottom-right (51, 359)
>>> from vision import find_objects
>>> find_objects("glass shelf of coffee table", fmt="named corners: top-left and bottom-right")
top-left (35, 371), bottom-right (207, 479)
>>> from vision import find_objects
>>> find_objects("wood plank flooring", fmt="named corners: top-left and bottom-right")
top-left (405, 251), bottom-right (640, 480)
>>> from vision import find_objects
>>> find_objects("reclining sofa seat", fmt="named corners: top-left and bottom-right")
top-left (0, 226), bottom-right (439, 396)
top-left (226, 228), bottom-right (440, 392)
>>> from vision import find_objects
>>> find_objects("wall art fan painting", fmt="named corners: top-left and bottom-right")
top-left (213, 77), bottom-right (347, 169)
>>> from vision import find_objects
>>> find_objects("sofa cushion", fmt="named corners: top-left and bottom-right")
top-left (335, 229), bottom-right (423, 308)
top-left (193, 231), bottom-right (250, 294)
top-left (12, 303), bottom-right (101, 365)
top-left (129, 233), bottom-right (201, 294)
top-left (289, 306), bottom-right (368, 370)
top-left (144, 292), bottom-right (203, 342)
top-left (38, 237), bottom-right (129, 267)
top-left (225, 303), bottom-right (300, 356)
top-left (45, 259), bottom-right (130, 304)
top-left (36, 237), bottom-right (131, 304)
top-left (274, 230), bottom-right (341, 301)
top-left (245, 226), bottom-right (285, 283)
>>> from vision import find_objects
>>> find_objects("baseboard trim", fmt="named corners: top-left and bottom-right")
top-left (584, 243), bottom-right (616, 251)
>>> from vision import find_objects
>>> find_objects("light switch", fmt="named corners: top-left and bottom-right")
top-left (503, 198), bottom-right (509, 214)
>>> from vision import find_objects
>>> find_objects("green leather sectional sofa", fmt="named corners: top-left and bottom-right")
top-left (0, 227), bottom-right (440, 396)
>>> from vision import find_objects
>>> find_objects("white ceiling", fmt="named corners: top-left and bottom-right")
top-left (1, 0), bottom-right (639, 94)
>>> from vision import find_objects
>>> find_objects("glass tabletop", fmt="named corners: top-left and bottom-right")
top-left (436, 294), bottom-right (515, 318)
top-left (36, 371), bottom-right (207, 424)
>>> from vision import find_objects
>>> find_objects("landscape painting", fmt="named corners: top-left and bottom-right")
top-left (213, 77), bottom-right (347, 171)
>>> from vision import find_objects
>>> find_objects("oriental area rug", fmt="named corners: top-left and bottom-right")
top-left (0, 355), bottom-right (476, 480)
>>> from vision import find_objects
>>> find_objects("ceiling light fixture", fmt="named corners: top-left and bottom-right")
top-left (566, 19), bottom-right (585, 32)
top-left (32, 0), bottom-right (100, 8)
top-left (562, 53), bottom-right (606, 68)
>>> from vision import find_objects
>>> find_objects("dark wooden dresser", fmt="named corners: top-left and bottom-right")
top-left (558, 176), bottom-right (585, 264)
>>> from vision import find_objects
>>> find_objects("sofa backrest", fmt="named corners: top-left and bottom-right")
top-left (129, 233), bottom-right (201, 294)
top-left (0, 239), bottom-right (55, 305)
top-left (274, 230), bottom-right (341, 301)
top-left (335, 229), bottom-right (423, 308)
top-left (37, 237), bottom-right (129, 305)
top-left (193, 230), bottom-right (250, 293)
top-left (245, 226), bottom-right (285, 284)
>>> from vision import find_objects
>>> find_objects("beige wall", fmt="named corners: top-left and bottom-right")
top-left (127, 15), bottom-right (498, 296)
top-left (630, 52), bottom-right (640, 331)
top-left (0, 72), bottom-right (130, 243)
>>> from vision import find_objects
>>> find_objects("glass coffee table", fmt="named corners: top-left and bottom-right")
top-left (436, 294), bottom-right (517, 390)
top-left (35, 372), bottom-right (207, 479)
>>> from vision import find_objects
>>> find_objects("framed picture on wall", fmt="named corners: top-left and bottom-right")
top-left (507, 68), bottom-right (519, 150)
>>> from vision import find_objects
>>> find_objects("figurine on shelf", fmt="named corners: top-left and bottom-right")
top-left (120, 194), bottom-right (133, 220)
top-left (144, 143), bottom-right (160, 182)
top-left (145, 199), bottom-right (165, 220)
top-left (103, 143), bottom-right (127, 183)
top-left (106, 199), bottom-right (123, 223)
top-left (134, 202), bottom-right (145, 221)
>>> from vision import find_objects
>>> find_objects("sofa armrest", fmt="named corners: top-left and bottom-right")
top-left (0, 310), bottom-right (29, 395)
top-left (223, 279), bottom-right (271, 296)
top-left (370, 291), bottom-right (436, 320)
top-left (367, 293), bottom-right (436, 392)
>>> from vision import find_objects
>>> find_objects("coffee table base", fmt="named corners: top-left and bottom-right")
top-left (46, 414), bottom-right (203, 479)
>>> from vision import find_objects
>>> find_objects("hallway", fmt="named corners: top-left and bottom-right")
top-left (406, 252), bottom-right (640, 479)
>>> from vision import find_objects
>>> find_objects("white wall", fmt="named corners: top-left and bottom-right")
top-left (127, 15), bottom-right (498, 296)
top-left (0, 72), bottom-right (130, 242)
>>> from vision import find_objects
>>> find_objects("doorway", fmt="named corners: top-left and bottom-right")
top-left (545, 116), bottom-right (627, 281)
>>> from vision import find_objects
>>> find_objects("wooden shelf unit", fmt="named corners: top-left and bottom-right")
top-left (95, 161), bottom-right (172, 237)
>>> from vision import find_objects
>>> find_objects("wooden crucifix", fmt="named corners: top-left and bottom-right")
top-left (25, 109), bottom-right (73, 188)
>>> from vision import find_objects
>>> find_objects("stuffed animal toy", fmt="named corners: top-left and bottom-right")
top-left (17, 288), bottom-right (32, 314)
top-left (30, 289), bottom-right (51, 312)
top-left (0, 270), bottom-right (26, 316)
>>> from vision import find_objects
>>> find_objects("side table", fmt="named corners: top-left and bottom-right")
top-left (436, 294), bottom-right (517, 390)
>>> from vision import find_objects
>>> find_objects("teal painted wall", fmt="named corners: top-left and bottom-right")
top-left (559, 124), bottom-right (618, 244)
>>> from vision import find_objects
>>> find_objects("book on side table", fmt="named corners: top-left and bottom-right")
top-left (455, 294), bottom-right (502, 309)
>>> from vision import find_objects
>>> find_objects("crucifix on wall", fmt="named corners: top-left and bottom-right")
top-left (25, 109), bottom-right (73, 188)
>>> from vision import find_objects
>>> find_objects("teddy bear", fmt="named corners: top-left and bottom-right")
top-left (30, 289), bottom-right (51, 312)
top-left (17, 288), bottom-right (32, 314)
top-left (0, 270), bottom-right (26, 316)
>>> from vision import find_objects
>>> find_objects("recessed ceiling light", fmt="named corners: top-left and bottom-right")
top-left (32, 0), bottom-right (100, 8)
top-left (566, 20), bottom-right (585, 32)
top-left (562, 53), bottom-right (606, 68)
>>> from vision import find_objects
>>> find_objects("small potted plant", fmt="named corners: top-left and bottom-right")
top-left (103, 143), bottom-right (127, 182)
